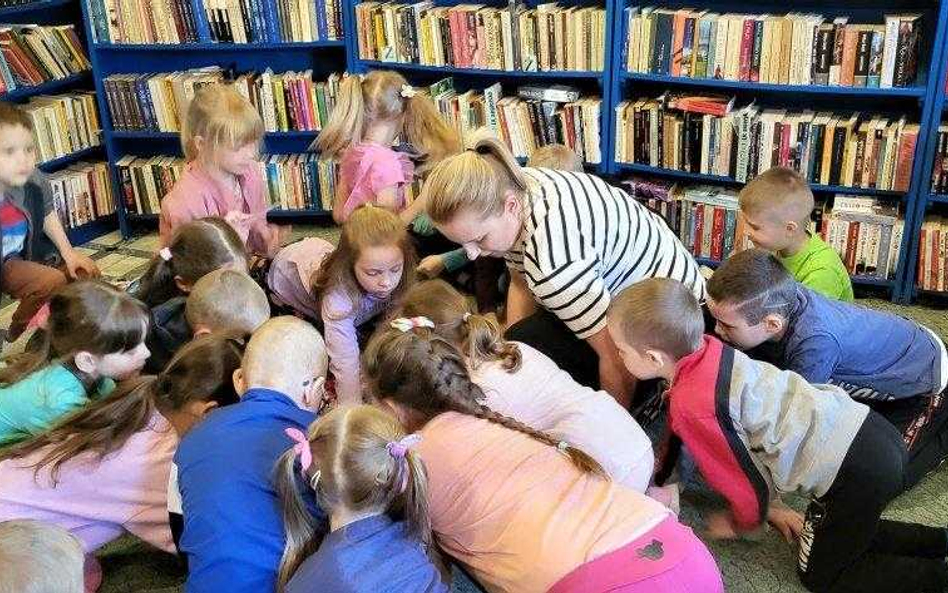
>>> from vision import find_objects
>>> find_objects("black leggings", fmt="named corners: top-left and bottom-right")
top-left (798, 411), bottom-right (948, 592)
top-left (870, 391), bottom-right (948, 489)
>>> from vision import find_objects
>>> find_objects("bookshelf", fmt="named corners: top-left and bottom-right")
top-left (0, 0), bottom-right (114, 246)
top-left (80, 0), bottom-right (353, 237)
top-left (607, 1), bottom-right (948, 302)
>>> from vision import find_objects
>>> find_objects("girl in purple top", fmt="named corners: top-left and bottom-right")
top-left (269, 205), bottom-right (416, 406)
top-left (275, 405), bottom-right (446, 593)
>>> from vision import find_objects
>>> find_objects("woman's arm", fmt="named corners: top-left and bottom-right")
top-left (504, 269), bottom-right (536, 328)
top-left (586, 327), bottom-right (636, 409)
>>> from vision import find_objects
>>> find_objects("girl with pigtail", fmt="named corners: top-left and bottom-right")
top-left (363, 317), bottom-right (723, 593)
top-left (274, 405), bottom-right (447, 593)
top-left (396, 279), bottom-right (655, 492)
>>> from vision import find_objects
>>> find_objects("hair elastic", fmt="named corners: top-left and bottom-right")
top-left (556, 441), bottom-right (569, 453)
top-left (158, 247), bottom-right (173, 262)
top-left (386, 434), bottom-right (422, 459)
top-left (390, 317), bottom-right (435, 333)
top-left (400, 84), bottom-right (416, 99)
top-left (284, 427), bottom-right (312, 472)
top-left (462, 312), bottom-right (471, 322)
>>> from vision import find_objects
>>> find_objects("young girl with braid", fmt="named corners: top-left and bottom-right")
top-left (396, 279), bottom-right (654, 492)
top-left (363, 317), bottom-right (722, 593)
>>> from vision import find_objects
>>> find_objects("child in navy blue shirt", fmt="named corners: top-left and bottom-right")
top-left (275, 404), bottom-right (447, 593)
top-left (706, 249), bottom-right (948, 488)
top-left (171, 316), bottom-right (330, 593)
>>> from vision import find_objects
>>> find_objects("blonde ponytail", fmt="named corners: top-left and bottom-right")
top-left (315, 74), bottom-right (366, 158)
top-left (275, 447), bottom-right (324, 592)
top-left (401, 448), bottom-right (432, 548)
top-left (403, 94), bottom-right (461, 176)
top-left (424, 127), bottom-right (531, 223)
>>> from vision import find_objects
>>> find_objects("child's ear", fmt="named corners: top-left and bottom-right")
top-left (192, 325), bottom-right (212, 338)
top-left (193, 135), bottom-right (205, 154)
top-left (73, 351), bottom-right (98, 375)
top-left (785, 220), bottom-right (800, 234)
top-left (174, 276), bottom-right (192, 294)
top-left (762, 313), bottom-right (786, 336)
top-left (302, 376), bottom-right (327, 411)
top-left (644, 348), bottom-right (668, 369)
top-left (232, 368), bottom-right (247, 396)
top-left (187, 400), bottom-right (219, 418)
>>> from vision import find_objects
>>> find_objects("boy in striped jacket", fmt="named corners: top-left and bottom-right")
top-left (607, 278), bottom-right (948, 593)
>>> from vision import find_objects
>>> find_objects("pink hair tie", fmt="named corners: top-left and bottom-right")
top-left (158, 247), bottom-right (173, 262)
top-left (284, 427), bottom-right (312, 472)
top-left (390, 317), bottom-right (435, 333)
top-left (386, 434), bottom-right (422, 459)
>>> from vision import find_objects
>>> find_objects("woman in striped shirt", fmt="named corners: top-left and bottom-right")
top-left (423, 130), bottom-right (705, 407)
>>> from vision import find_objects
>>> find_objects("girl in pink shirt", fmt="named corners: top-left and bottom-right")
top-left (316, 70), bottom-right (461, 225)
top-left (269, 206), bottom-right (416, 406)
top-left (0, 334), bottom-right (243, 555)
top-left (364, 318), bottom-right (723, 593)
top-left (159, 85), bottom-right (287, 258)
top-left (396, 279), bottom-right (655, 492)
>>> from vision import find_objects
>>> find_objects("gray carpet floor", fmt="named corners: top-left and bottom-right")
top-left (23, 227), bottom-right (946, 593)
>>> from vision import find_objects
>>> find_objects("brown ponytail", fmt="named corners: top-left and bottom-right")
top-left (363, 325), bottom-right (604, 476)
top-left (397, 279), bottom-right (520, 372)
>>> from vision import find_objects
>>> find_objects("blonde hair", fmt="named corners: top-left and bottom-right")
top-left (316, 71), bottom-right (460, 172)
top-left (425, 127), bottom-right (532, 223)
top-left (186, 269), bottom-right (270, 333)
top-left (313, 205), bottom-right (417, 317)
top-left (182, 84), bottom-right (264, 161)
top-left (398, 279), bottom-right (521, 372)
top-left (0, 520), bottom-right (84, 593)
top-left (527, 144), bottom-right (583, 172)
top-left (739, 167), bottom-right (814, 226)
top-left (275, 405), bottom-right (431, 591)
top-left (242, 316), bottom-right (328, 397)
top-left (608, 278), bottom-right (705, 361)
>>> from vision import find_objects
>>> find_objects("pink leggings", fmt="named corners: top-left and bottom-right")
top-left (548, 516), bottom-right (723, 593)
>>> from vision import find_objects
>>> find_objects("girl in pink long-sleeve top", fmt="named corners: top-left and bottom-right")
top-left (159, 85), bottom-right (287, 258)
top-left (0, 335), bottom-right (243, 556)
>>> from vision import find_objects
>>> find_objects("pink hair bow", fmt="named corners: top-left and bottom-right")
top-left (285, 427), bottom-right (312, 471)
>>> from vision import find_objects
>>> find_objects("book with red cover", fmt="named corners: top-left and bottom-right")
top-left (845, 221), bottom-right (860, 272)
top-left (692, 203), bottom-right (705, 256)
top-left (710, 206), bottom-right (725, 260)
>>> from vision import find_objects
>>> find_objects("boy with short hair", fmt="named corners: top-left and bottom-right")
top-left (706, 248), bottom-right (948, 488)
top-left (146, 268), bottom-right (270, 373)
top-left (607, 277), bottom-right (948, 593)
top-left (739, 167), bottom-right (853, 301)
top-left (527, 144), bottom-right (584, 172)
top-left (0, 519), bottom-right (86, 593)
top-left (171, 316), bottom-right (329, 593)
top-left (0, 102), bottom-right (99, 342)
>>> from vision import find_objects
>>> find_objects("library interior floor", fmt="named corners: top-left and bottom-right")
top-left (5, 228), bottom-right (946, 593)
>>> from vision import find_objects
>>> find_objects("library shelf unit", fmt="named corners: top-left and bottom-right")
top-left (0, 0), bottom-right (113, 246)
top-left (79, 0), bottom-right (354, 238)
top-left (607, 0), bottom-right (948, 302)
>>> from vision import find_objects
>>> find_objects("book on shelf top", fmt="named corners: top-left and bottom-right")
top-left (0, 23), bottom-right (89, 95)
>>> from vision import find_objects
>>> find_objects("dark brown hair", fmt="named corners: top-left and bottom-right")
top-left (0, 101), bottom-right (32, 131)
top-left (136, 217), bottom-right (247, 307)
top-left (274, 405), bottom-right (430, 590)
top-left (707, 249), bottom-right (797, 324)
top-left (608, 278), bottom-right (705, 360)
top-left (313, 205), bottom-right (417, 317)
top-left (398, 279), bottom-right (520, 372)
top-left (0, 334), bottom-right (244, 482)
top-left (0, 280), bottom-right (149, 387)
top-left (362, 324), bottom-right (604, 475)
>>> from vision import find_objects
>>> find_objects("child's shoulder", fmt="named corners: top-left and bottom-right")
top-left (344, 143), bottom-right (411, 167)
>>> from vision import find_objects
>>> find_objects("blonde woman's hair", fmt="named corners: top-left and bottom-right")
top-left (274, 405), bottom-right (431, 591)
top-left (527, 144), bottom-right (583, 172)
top-left (398, 279), bottom-right (521, 372)
top-left (425, 127), bottom-right (531, 224)
top-left (315, 71), bottom-right (461, 171)
top-left (0, 520), bottom-right (85, 593)
top-left (182, 84), bottom-right (265, 161)
top-left (608, 278), bottom-right (705, 361)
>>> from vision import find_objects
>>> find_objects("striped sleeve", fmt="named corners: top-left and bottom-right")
top-left (522, 211), bottom-right (609, 339)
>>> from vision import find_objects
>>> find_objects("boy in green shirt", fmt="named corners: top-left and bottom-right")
top-left (737, 167), bottom-right (853, 302)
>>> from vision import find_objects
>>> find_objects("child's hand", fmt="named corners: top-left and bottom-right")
top-left (767, 504), bottom-right (804, 543)
top-left (62, 250), bottom-right (100, 279)
top-left (417, 255), bottom-right (446, 278)
top-left (704, 511), bottom-right (740, 540)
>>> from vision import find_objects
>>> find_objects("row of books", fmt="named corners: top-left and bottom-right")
top-left (428, 79), bottom-right (601, 163)
top-left (623, 9), bottom-right (921, 88)
top-left (0, 24), bottom-right (90, 95)
top-left (48, 162), bottom-right (116, 230)
top-left (931, 123), bottom-right (948, 194)
top-left (355, 1), bottom-right (606, 72)
top-left (918, 216), bottom-right (948, 291)
top-left (86, 0), bottom-right (341, 44)
top-left (117, 154), bottom-right (337, 215)
top-left (103, 67), bottom-right (342, 133)
top-left (22, 92), bottom-right (100, 164)
top-left (614, 95), bottom-right (919, 192)
top-left (822, 195), bottom-right (903, 280)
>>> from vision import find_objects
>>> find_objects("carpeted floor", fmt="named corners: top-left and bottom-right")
top-left (9, 227), bottom-right (947, 593)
